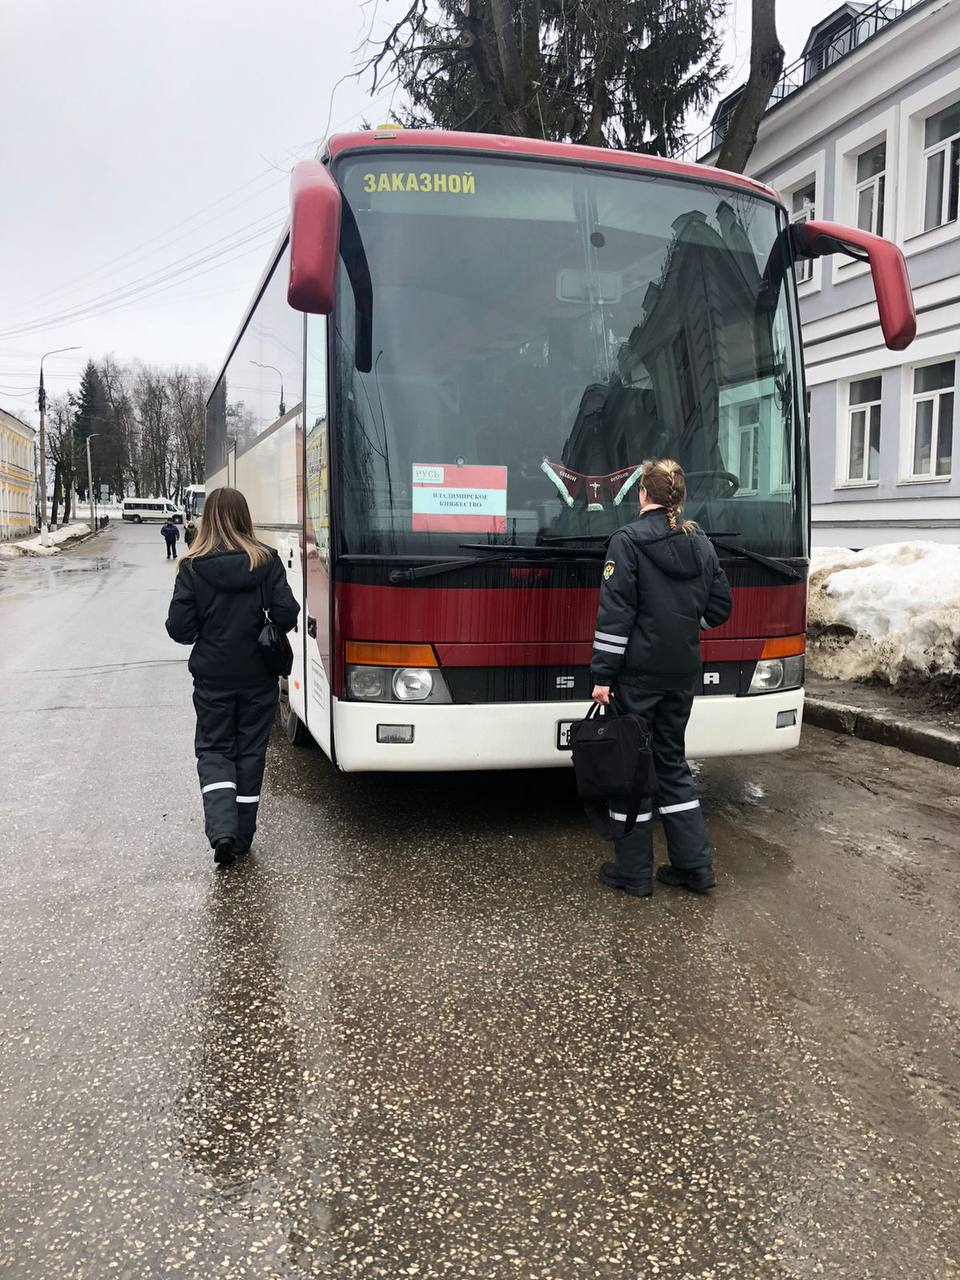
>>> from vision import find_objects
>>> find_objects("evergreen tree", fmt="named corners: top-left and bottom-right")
top-left (361, 0), bottom-right (726, 156)
top-left (70, 360), bottom-right (109, 501)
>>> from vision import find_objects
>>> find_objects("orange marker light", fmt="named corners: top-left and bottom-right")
top-left (345, 641), bottom-right (438, 668)
top-left (760, 635), bottom-right (805, 659)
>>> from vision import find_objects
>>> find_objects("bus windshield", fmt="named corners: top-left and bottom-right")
top-left (184, 487), bottom-right (205, 520)
top-left (333, 155), bottom-right (807, 559)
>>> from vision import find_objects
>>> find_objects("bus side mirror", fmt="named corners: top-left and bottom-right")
top-left (792, 219), bottom-right (916, 351)
top-left (288, 160), bottom-right (341, 315)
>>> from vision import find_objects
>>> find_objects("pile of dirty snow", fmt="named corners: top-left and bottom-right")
top-left (0, 523), bottom-right (91, 559)
top-left (807, 541), bottom-right (960, 684)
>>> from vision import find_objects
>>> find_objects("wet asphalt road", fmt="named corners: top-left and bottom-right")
top-left (1, 524), bottom-right (959, 1280)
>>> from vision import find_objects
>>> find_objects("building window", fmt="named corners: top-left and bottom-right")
top-left (790, 184), bottom-right (816, 283)
top-left (805, 19), bottom-right (854, 81)
top-left (737, 402), bottom-right (760, 493)
top-left (923, 102), bottom-right (960, 232)
top-left (846, 376), bottom-right (881, 484)
top-left (855, 142), bottom-right (885, 235)
top-left (909, 362), bottom-right (954, 478)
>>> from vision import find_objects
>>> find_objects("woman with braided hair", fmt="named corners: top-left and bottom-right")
top-left (589, 459), bottom-right (733, 897)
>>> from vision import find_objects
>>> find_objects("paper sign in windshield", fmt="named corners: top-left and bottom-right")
top-left (412, 464), bottom-right (507, 533)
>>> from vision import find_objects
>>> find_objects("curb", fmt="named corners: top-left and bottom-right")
top-left (805, 696), bottom-right (960, 768)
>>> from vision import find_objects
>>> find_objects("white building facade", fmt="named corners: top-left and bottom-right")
top-left (0, 408), bottom-right (37, 541)
top-left (680, 0), bottom-right (960, 546)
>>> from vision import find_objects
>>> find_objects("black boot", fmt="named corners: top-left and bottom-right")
top-left (656, 864), bottom-right (716, 894)
top-left (213, 838), bottom-right (236, 867)
top-left (599, 861), bottom-right (652, 898)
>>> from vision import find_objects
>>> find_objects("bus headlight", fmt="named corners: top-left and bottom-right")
top-left (345, 665), bottom-right (452, 703)
top-left (348, 667), bottom-right (389, 700)
top-left (393, 668), bottom-right (434, 701)
top-left (748, 655), bottom-right (804, 695)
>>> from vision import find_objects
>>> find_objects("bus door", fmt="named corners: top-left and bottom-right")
top-left (302, 318), bottom-right (332, 757)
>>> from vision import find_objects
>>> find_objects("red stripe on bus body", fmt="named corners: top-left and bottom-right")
top-left (434, 642), bottom-right (594, 667)
top-left (700, 638), bottom-right (764, 661)
top-left (336, 583), bottom-right (806, 647)
top-left (435, 639), bottom-right (764, 665)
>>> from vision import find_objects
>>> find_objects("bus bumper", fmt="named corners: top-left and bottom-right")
top-left (331, 688), bottom-right (805, 772)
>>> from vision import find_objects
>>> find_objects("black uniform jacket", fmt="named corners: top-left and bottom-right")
top-left (166, 548), bottom-right (300, 686)
top-left (591, 509), bottom-right (733, 690)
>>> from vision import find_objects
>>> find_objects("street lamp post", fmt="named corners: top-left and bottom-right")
top-left (249, 360), bottom-right (285, 419)
top-left (38, 346), bottom-right (80, 547)
top-left (86, 433), bottom-right (99, 535)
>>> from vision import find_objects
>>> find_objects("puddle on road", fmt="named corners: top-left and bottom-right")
top-left (0, 555), bottom-right (134, 597)
top-left (50, 558), bottom-right (116, 576)
top-left (741, 780), bottom-right (766, 805)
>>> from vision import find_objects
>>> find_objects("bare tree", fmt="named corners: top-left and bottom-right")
top-left (715, 0), bottom-right (784, 173)
top-left (131, 368), bottom-right (171, 497)
top-left (167, 368), bottom-right (207, 495)
top-left (98, 356), bottom-right (136, 498)
top-left (45, 397), bottom-right (74, 526)
top-left (87, 359), bottom-right (209, 500)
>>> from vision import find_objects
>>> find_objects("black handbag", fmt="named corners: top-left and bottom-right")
top-left (257, 579), bottom-right (294, 677)
top-left (570, 699), bottom-right (657, 833)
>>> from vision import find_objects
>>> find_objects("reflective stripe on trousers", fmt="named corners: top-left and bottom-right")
top-left (607, 683), bottom-right (713, 872)
top-left (193, 682), bottom-right (278, 851)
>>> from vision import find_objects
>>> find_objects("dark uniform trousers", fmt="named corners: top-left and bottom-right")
top-left (193, 682), bottom-right (278, 851)
top-left (606, 684), bottom-right (712, 882)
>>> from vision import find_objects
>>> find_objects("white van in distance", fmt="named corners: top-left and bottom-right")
top-left (121, 498), bottom-right (184, 524)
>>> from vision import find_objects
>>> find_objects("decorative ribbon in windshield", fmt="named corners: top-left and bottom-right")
top-left (541, 460), bottom-right (644, 511)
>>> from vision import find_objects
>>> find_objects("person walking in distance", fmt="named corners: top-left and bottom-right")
top-left (161, 517), bottom-right (180, 560)
top-left (165, 487), bottom-right (300, 868)
top-left (591, 459), bottom-right (733, 897)
top-left (184, 518), bottom-right (198, 548)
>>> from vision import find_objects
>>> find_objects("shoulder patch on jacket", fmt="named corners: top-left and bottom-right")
top-left (603, 560), bottom-right (615, 580)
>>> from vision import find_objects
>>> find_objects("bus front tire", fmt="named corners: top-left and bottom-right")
top-left (279, 680), bottom-right (311, 747)
top-left (132, 515), bottom-right (142, 523)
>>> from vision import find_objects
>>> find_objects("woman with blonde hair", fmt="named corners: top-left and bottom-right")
top-left (166, 487), bottom-right (299, 868)
top-left (590, 458), bottom-right (732, 897)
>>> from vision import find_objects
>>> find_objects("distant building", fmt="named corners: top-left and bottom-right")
top-left (676, 0), bottom-right (960, 546)
top-left (0, 408), bottom-right (37, 541)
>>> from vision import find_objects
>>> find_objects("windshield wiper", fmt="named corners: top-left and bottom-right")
top-left (707, 535), bottom-right (806, 582)
top-left (389, 542), bottom-right (604, 583)
top-left (389, 554), bottom-right (510, 583)
top-left (538, 533), bottom-right (612, 544)
top-left (459, 542), bottom-right (605, 558)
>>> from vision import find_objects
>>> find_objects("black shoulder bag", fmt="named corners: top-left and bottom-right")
top-left (569, 698), bottom-right (657, 833)
top-left (257, 578), bottom-right (294, 677)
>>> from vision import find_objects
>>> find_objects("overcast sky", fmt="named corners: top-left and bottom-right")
top-left (0, 0), bottom-right (838, 425)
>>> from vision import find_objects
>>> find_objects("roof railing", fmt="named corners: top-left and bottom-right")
top-left (671, 0), bottom-right (923, 165)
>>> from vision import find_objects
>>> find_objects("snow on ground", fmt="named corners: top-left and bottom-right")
top-left (0, 524), bottom-right (91, 559)
top-left (808, 542), bottom-right (960, 684)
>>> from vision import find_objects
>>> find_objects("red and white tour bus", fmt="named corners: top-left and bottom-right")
top-left (204, 127), bottom-right (915, 771)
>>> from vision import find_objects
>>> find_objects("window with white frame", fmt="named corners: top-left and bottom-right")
top-left (790, 183), bottom-right (816, 283)
top-left (855, 142), bottom-right (885, 235)
top-left (736, 402), bottom-right (760, 493)
top-left (923, 102), bottom-right (960, 232)
top-left (909, 362), bottom-right (954, 479)
top-left (845, 376), bottom-right (881, 484)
